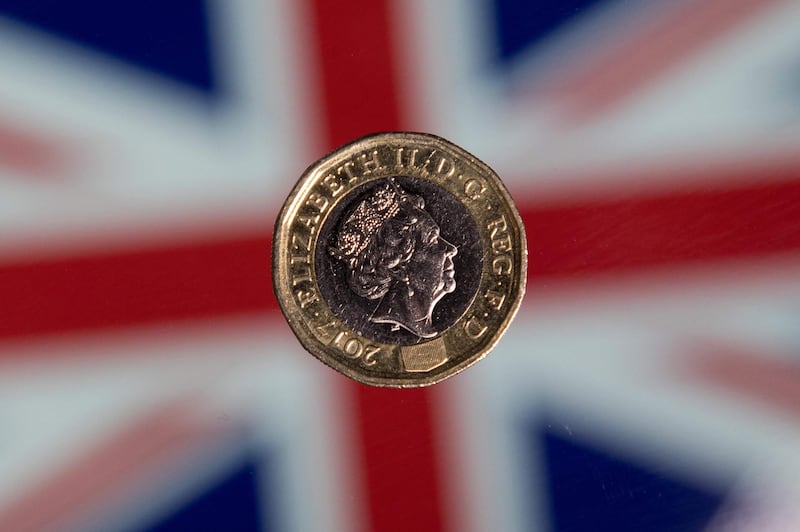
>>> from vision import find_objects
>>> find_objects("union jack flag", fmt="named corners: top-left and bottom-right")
top-left (1, 1), bottom-right (799, 531)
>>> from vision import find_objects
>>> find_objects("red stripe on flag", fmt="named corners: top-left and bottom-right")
top-left (0, 231), bottom-right (274, 342)
top-left (309, 1), bottom-right (450, 532)
top-left (0, 399), bottom-right (225, 531)
top-left (310, 0), bottom-right (401, 151)
top-left (2, 168), bottom-right (800, 345)
top-left (551, 0), bottom-right (778, 119)
top-left (526, 167), bottom-right (800, 280)
top-left (685, 345), bottom-right (800, 422)
top-left (0, 120), bottom-right (67, 176)
top-left (348, 386), bottom-right (449, 532)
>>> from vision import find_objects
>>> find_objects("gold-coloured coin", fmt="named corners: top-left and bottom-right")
top-left (272, 132), bottom-right (527, 387)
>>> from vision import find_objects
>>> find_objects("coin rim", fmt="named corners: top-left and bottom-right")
top-left (272, 131), bottom-right (527, 387)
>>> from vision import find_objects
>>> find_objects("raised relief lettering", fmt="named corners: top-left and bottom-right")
top-left (291, 255), bottom-right (312, 286)
top-left (291, 269), bottom-right (313, 286)
top-left (487, 216), bottom-right (513, 275)
top-left (396, 147), bottom-right (447, 177)
top-left (291, 231), bottom-right (311, 253)
top-left (337, 160), bottom-right (357, 182)
top-left (359, 150), bottom-right (384, 174)
top-left (464, 178), bottom-right (485, 200)
top-left (492, 234), bottom-right (512, 254)
top-left (492, 256), bottom-right (513, 275)
top-left (418, 149), bottom-right (437, 173)
top-left (396, 147), bottom-right (419, 169)
top-left (330, 330), bottom-right (382, 366)
top-left (322, 173), bottom-right (345, 197)
top-left (488, 215), bottom-right (507, 237)
top-left (343, 337), bottom-right (363, 359)
top-left (315, 321), bottom-right (338, 340)
top-left (291, 268), bottom-right (313, 286)
top-left (434, 155), bottom-right (455, 178)
top-left (295, 288), bottom-right (319, 309)
top-left (297, 213), bottom-right (320, 232)
top-left (464, 316), bottom-right (488, 339)
top-left (305, 191), bottom-right (329, 212)
top-left (290, 229), bottom-right (314, 286)
top-left (362, 345), bottom-right (380, 366)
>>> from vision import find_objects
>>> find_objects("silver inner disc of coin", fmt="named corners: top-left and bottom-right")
top-left (316, 176), bottom-right (483, 345)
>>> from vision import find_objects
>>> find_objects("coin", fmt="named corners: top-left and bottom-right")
top-left (272, 132), bottom-right (527, 387)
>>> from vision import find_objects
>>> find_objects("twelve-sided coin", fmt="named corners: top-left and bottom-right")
top-left (273, 132), bottom-right (526, 387)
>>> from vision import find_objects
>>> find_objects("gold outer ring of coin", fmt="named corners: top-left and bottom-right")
top-left (272, 132), bottom-right (527, 387)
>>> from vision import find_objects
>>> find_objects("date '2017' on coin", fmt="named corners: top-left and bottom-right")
top-left (272, 132), bottom-right (527, 387)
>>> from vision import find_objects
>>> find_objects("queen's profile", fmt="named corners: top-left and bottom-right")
top-left (329, 181), bottom-right (457, 339)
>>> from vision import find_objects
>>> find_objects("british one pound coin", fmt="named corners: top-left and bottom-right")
top-left (272, 132), bottom-right (527, 387)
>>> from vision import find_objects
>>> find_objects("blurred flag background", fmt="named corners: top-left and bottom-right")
top-left (1, 0), bottom-right (800, 531)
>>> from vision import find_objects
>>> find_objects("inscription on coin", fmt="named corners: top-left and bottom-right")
top-left (273, 132), bottom-right (527, 387)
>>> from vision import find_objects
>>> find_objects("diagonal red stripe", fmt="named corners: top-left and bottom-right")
top-left (685, 345), bottom-right (800, 422)
top-left (309, 1), bottom-right (450, 531)
top-left (0, 120), bottom-right (67, 176)
top-left (0, 398), bottom-right (225, 531)
top-left (552, 0), bottom-right (778, 119)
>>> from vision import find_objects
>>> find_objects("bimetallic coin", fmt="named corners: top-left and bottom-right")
top-left (272, 132), bottom-right (527, 387)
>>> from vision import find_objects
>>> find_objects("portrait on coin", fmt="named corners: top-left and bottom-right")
top-left (329, 180), bottom-right (458, 338)
top-left (274, 132), bottom-right (521, 385)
